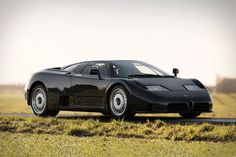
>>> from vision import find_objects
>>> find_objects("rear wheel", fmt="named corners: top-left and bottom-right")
top-left (31, 85), bottom-right (59, 117)
top-left (109, 85), bottom-right (135, 119)
top-left (179, 112), bottom-right (201, 118)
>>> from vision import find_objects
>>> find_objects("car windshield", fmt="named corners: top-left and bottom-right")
top-left (110, 61), bottom-right (172, 78)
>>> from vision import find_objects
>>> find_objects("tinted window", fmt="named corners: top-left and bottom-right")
top-left (81, 63), bottom-right (109, 78)
top-left (97, 63), bottom-right (109, 77)
top-left (64, 63), bottom-right (86, 73)
top-left (63, 64), bottom-right (78, 72)
top-left (81, 65), bottom-right (92, 75)
top-left (73, 63), bottom-right (86, 73)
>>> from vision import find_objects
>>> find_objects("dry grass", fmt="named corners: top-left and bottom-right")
top-left (1, 132), bottom-right (236, 157)
top-left (0, 116), bottom-right (235, 142)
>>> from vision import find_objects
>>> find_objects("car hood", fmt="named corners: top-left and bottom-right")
top-left (132, 77), bottom-right (197, 91)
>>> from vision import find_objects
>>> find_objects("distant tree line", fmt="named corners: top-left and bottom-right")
top-left (214, 78), bottom-right (236, 93)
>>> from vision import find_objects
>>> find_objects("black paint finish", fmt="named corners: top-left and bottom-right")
top-left (24, 60), bottom-right (213, 114)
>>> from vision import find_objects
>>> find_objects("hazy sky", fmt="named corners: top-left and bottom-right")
top-left (0, 0), bottom-right (236, 85)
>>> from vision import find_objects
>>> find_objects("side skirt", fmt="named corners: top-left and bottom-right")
top-left (59, 105), bottom-right (104, 112)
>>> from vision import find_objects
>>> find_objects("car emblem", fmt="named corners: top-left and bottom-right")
top-left (187, 100), bottom-right (194, 110)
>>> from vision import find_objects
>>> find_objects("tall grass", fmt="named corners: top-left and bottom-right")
top-left (0, 116), bottom-right (235, 142)
top-left (1, 132), bottom-right (236, 157)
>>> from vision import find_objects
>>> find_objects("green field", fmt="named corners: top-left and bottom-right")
top-left (1, 132), bottom-right (236, 157)
top-left (1, 116), bottom-right (235, 142)
top-left (0, 116), bottom-right (235, 157)
top-left (0, 88), bottom-right (236, 157)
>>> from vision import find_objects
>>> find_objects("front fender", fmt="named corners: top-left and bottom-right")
top-left (104, 79), bottom-right (146, 113)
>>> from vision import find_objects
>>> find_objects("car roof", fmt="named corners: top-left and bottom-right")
top-left (83, 60), bottom-right (142, 63)
top-left (63, 60), bottom-right (143, 68)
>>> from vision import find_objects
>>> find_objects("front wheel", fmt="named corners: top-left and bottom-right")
top-left (31, 85), bottom-right (59, 117)
top-left (109, 85), bottom-right (134, 119)
top-left (179, 112), bottom-right (201, 118)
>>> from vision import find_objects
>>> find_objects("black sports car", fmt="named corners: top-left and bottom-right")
top-left (24, 60), bottom-right (212, 118)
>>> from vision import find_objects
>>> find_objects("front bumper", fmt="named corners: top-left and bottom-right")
top-left (134, 102), bottom-right (212, 113)
top-left (24, 89), bottom-right (30, 105)
top-left (132, 90), bottom-right (213, 113)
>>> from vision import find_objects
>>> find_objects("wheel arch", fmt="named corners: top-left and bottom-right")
top-left (28, 81), bottom-right (47, 105)
top-left (104, 82), bottom-right (134, 113)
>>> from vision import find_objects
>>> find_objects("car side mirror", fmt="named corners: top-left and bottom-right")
top-left (90, 67), bottom-right (101, 79)
top-left (173, 68), bottom-right (179, 77)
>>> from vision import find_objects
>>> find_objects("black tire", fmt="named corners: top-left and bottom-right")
top-left (179, 112), bottom-right (201, 118)
top-left (101, 111), bottom-right (111, 116)
top-left (109, 85), bottom-right (134, 119)
top-left (47, 110), bottom-right (60, 117)
top-left (125, 113), bottom-right (136, 119)
top-left (30, 85), bottom-right (59, 117)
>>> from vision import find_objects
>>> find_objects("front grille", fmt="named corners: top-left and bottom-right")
top-left (168, 103), bottom-right (188, 112)
top-left (167, 102), bottom-right (211, 112)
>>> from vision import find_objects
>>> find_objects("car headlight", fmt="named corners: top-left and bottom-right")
top-left (146, 85), bottom-right (170, 91)
top-left (184, 85), bottom-right (203, 91)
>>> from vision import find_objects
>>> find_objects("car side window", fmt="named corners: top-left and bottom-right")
top-left (63, 64), bottom-right (78, 72)
top-left (81, 63), bottom-right (109, 78)
top-left (97, 63), bottom-right (109, 77)
top-left (64, 63), bottom-right (86, 73)
top-left (73, 63), bottom-right (86, 73)
top-left (81, 65), bottom-right (92, 75)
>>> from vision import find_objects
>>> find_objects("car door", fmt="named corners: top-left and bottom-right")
top-left (70, 61), bottom-right (111, 108)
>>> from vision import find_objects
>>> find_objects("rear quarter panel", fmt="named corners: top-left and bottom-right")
top-left (26, 70), bottom-right (71, 110)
